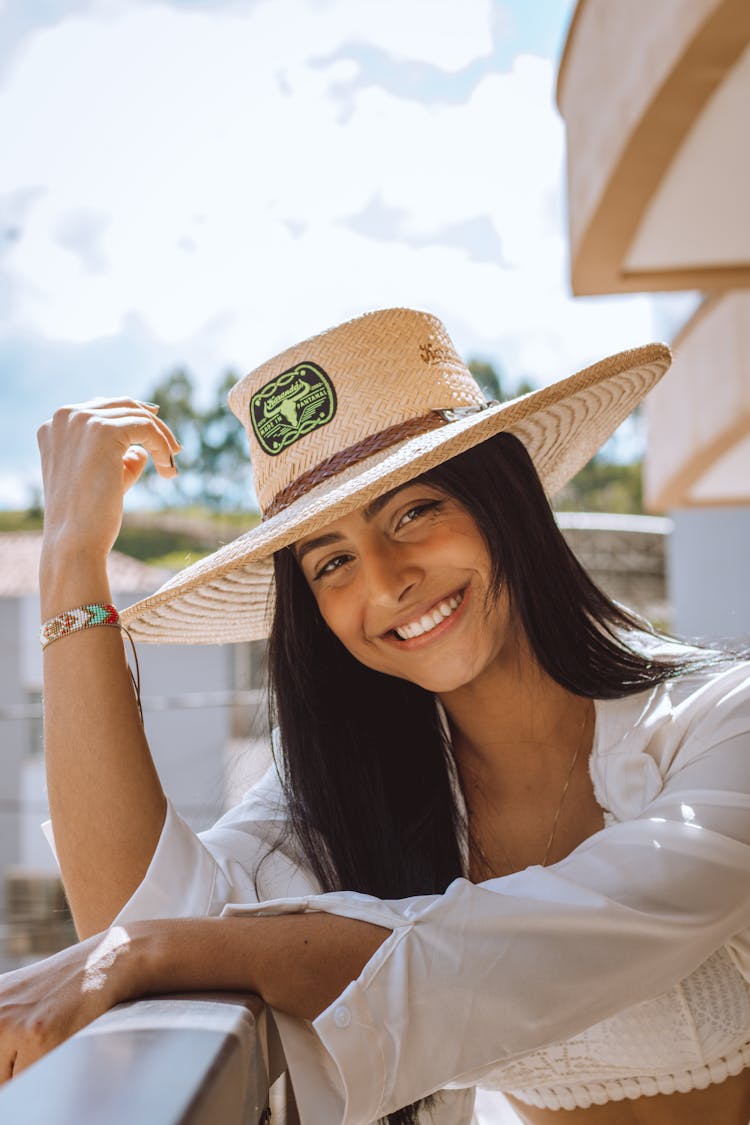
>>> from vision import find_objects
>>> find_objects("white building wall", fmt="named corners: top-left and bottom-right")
top-left (136, 640), bottom-right (234, 834)
top-left (19, 756), bottom-right (50, 871)
top-left (0, 598), bottom-right (25, 872)
top-left (668, 507), bottom-right (750, 645)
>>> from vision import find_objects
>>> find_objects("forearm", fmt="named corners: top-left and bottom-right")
top-left (41, 548), bottom-right (167, 940)
top-left (128, 914), bottom-right (391, 1021)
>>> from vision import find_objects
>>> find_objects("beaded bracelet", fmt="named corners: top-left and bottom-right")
top-left (40, 603), bottom-right (120, 649)
top-left (40, 602), bottom-right (143, 723)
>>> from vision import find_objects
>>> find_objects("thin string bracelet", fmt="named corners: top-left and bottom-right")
top-left (120, 622), bottom-right (144, 725)
top-left (40, 602), bottom-right (144, 725)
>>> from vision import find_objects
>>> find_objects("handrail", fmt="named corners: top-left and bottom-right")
top-left (0, 993), bottom-right (273, 1124)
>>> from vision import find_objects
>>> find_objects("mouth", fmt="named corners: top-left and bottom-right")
top-left (385, 586), bottom-right (468, 646)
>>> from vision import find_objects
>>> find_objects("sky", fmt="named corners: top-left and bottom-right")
top-left (0, 0), bottom-right (698, 507)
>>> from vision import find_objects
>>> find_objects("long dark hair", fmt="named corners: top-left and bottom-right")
top-left (268, 431), bottom-right (725, 1124)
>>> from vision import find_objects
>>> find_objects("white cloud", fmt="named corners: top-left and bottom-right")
top-left (304, 0), bottom-right (494, 70)
top-left (0, 469), bottom-right (37, 507)
top-left (0, 0), bottom-right (655, 406)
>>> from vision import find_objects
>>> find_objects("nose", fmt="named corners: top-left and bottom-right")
top-left (360, 539), bottom-right (421, 609)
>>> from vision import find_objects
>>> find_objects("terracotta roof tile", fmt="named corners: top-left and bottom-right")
top-left (0, 532), bottom-right (174, 597)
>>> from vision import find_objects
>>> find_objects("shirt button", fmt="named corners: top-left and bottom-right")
top-left (333, 1005), bottom-right (351, 1029)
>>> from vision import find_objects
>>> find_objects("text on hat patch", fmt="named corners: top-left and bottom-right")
top-left (250, 362), bottom-right (337, 456)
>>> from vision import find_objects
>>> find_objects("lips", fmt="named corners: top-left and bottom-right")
top-left (389, 589), bottom-right (465, 640)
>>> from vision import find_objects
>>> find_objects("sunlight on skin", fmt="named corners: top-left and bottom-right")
top-left (81, 926), bottom-right (131, 993)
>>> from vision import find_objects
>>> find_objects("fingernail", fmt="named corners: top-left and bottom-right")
top-left (143, 401), bottom-right (160, 411)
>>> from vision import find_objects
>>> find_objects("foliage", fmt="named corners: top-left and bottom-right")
top-left (198, 372), bottom-right (254, 510)
top-left (0, 509), bottom-right (43, 531)
top-left (554, 457), bottom-right (644, 514)
top-left (113, 523), bottom-right (203, 565)
top-left (467, 357), bottom-right (644, 514)
top-left (113, 509), bottom-right (260, 567)
top-left (139, 368), bottom-right (254, 510)
top-left (467, 358), bottom-right (535, 403)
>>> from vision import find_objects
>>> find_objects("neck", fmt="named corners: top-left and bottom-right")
top-left (438, 627), bottom-right (593, 793)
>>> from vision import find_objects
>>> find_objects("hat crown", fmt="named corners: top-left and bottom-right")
top-left (228, 308), bottom-right (485, 515)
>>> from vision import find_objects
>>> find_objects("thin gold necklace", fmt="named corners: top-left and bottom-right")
top-left (468, 702), bottom-right (591, 879)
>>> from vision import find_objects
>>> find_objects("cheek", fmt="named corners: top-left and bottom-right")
top-left (318, 594), bottom-right (395, 674)
top-left (317, 590), bottom-right (364, 651)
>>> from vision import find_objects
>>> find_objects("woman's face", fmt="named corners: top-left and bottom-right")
top-left (294, 480), bottom-right (517, 694)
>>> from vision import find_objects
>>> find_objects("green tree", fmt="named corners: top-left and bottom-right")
top-left (468, 358), bottom-right (536, 403)
top-left (139, 368), bottom-right (200, 505)
top-left (198, 371), bottom-right (254, 510)
top-left (554, 457), bottom-right (644, 514)
top-left (468, 358), bottom-right (504, 401)
top-left (467, 357), bottom-right (643, 513)
top-left (139, 368), bottom-right (253, 511)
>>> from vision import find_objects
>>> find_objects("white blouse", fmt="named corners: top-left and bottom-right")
top-left (45, 654), bottom-right (750, 1124)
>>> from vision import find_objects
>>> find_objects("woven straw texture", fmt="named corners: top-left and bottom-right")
top-left (228, 308), bottom-right (485, 514)
top-left (121, 309), bottom-right (670, 645)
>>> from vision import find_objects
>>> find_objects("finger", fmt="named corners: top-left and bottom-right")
top-left (0, 1049), bottom-right (17, 1084)
top-left (45, 412), bottom-right (174, 480)
top-left (67, 395), bottom-right (157, 413)
top-left (55, 409), bottom-right (178, 472)
top-left (9, 1049), bottom-right (34, 1078)
top-left (8, 1048), bottom-right (39, 1079)
top-left (75, 404), bottom-right (182, 453)
top-left (122, 445), bottom-right (159, 492)
top-left (105, 421), bottom-right (177, 476)
top-left (48, 399), bottom-right (180, 452)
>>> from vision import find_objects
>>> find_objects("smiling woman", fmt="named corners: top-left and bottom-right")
top-left (293, 482), bottom-right (495, 690)
top-left (14, 308), bottom-right (750, 1125)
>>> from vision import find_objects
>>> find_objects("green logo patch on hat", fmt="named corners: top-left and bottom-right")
top-left (250, 362), bottom-right (337, 456)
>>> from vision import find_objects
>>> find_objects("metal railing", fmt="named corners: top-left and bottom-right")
top-left (0, 992), bottom-right (296, 1124)
top-left (0, 688), bottom-right (267, 723)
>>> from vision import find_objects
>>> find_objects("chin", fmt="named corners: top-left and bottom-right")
top-left (398, 661), bottom-right (485, 695)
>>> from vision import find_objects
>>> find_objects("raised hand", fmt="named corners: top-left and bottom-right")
top-left (37, 397), bottom-right (180, 562)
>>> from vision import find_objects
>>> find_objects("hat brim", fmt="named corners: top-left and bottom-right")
top-left (121, 343), bottom-right (670, 644)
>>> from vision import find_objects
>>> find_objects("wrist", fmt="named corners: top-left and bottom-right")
top-left (111, 919), bottom-right (163, 1003)
top-left (39, 539), bottom-right (113, 620)
top-left (73, 922), bottom-right (153, 1007)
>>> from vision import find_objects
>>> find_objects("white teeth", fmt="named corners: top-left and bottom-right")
top-left (394, 591), bottom-right (464, 640)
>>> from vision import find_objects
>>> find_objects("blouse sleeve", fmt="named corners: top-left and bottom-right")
top-left (101, 765), bottom-right (382, 1124)
top-left (97, 763), bottom-right (323, 919)
top-left (220, 664), bottom-right (750, 1123)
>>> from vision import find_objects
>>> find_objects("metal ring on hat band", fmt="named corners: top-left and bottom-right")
top-left (261, 401), bottom-right (499, 521)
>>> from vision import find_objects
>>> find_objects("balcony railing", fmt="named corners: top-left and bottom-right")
top-left (0, 992), bottom-right (298, 1124)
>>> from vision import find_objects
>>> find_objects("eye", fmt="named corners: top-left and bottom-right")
top-left (313, 553), bottom-right (352, 581)
top-left (396, 500), bottom-right (442, 530)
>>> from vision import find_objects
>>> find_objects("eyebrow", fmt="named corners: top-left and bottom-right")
top-left (294, 483), bottom-right (417, 566)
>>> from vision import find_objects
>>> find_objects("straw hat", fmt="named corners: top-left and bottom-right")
top-left (121, 308), bottom-right (670, 645)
